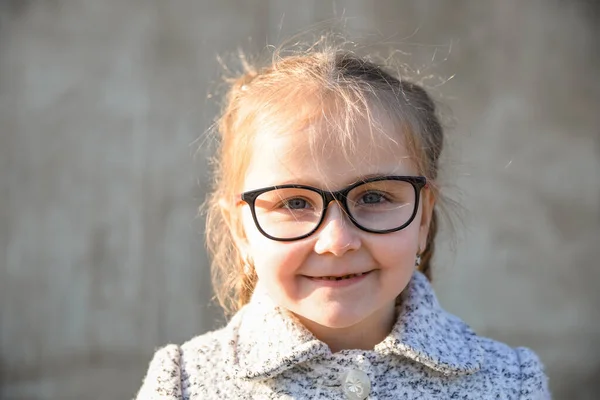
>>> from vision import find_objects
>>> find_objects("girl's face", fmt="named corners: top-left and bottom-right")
top-left (237, 112), bottom-right (434, 333)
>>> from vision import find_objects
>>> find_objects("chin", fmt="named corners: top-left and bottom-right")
top-left (300, 306), bottom-right (371, 330)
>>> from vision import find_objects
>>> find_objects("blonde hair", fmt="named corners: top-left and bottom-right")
top-left (205, 43), bottom-right (446, 315)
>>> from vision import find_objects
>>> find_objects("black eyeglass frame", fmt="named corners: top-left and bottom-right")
top-left (239, 175), bottom-right (427, 242)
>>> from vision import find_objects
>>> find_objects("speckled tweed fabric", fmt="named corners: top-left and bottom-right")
top-left (135, 271), bottom-right (550, 399)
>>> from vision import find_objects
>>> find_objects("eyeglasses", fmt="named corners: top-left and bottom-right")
top-left (239, 176), bottom-right (427, 241)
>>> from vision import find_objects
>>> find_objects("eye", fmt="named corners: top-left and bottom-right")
top-left (282, 198), bottom-right (311, 210)
top-left (359, 191), bottom-right (387, 204)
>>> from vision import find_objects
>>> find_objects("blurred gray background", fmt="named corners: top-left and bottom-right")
top-left (1, 1), bottom-right (599, 399)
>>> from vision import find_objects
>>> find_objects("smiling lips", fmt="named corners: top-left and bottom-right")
top-left (308, 271), bottom-right (372, 281)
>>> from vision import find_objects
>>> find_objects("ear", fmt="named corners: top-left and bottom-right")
top-left (418, 188), bottom-right (436, 252)
top-left (219, 198), bottom-right (251, 259)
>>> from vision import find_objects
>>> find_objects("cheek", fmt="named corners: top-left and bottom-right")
top-left (242, 208), bottom-right (310, 279)
top-left (251, 242), bottom-right (307, 279)
top-left (371, 223), bottom-right (421, 269)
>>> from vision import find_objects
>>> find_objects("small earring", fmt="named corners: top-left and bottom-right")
top-left (415, 253), bottom-right (422, 267)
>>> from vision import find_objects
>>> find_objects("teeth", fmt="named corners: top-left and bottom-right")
top-left (315, 272), bottom-right (366, 281)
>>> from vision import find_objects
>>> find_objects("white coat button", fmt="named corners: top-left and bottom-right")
top-left (341, 369), bottom-right (371, 400)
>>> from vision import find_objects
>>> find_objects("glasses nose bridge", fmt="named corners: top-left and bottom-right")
top-left (321, 188), bottom-right (350, 214)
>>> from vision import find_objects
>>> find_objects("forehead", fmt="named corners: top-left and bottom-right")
top-left (244, 106), bottom-right (416, 191)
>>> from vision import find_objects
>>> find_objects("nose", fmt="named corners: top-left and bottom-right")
top-left (314, 201), bottom-right (361, 256)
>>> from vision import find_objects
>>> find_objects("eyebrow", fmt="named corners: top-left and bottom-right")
top-left (273, 172), bottom-right (412, 190)
top-left (348, 173), bottom-right (397, 185)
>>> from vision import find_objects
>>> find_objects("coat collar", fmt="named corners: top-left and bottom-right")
top-left (222, 271), bottom-right (483, 381)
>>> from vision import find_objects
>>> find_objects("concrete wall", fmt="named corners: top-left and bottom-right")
top-left (1, 1), bottom-right (598, 399)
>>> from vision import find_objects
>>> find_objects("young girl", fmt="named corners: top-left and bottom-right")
top-left (135, 44), bottom-right (550, 399)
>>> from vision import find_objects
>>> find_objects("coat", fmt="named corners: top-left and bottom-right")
top-left (135, 271), bottom-right (550, 399)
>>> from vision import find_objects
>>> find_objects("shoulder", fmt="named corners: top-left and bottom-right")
top-left (513, 346), bottom-right (551, 399)
top-left (134, 328), bottom-right (229, 400)
top-left (180, 327), bottom-right (226, 359)
top-left (475, 337), bottom-right (551, 399)
top-left (134, 344), bottom-right (183, 400)
top-left (180, 328), bottom-right (229, 381)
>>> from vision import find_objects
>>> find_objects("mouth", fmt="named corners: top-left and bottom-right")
top-left (308, 270), bottom-right (373, 281)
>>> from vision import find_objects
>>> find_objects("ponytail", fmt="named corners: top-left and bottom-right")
top-left (418, 208), bottom-right (438, 281)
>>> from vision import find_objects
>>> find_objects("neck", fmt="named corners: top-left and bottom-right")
top-left (295, 302), bottom-right (397, 353)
